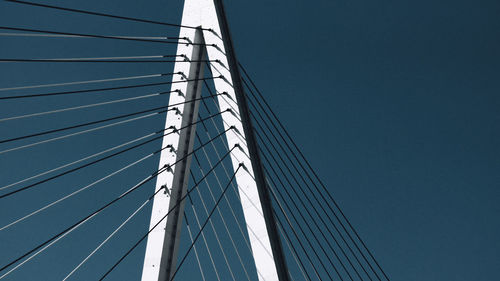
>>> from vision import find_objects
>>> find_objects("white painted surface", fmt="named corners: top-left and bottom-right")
top-left (142, 1), bottom-right (278, 280)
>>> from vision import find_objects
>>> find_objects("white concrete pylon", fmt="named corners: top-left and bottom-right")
top-left (141, 1), bottom-right (283, 280)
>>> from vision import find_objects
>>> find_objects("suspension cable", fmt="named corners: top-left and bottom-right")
top-left (240, 62), bottom-right (390, 280)
top-left (0, 95), bottom-right (222, 155)
top-left (196, 122), bottom-right (266, 276)
top-left (1, 151), bottom-right (153, 231)
top-left (0, 58), bottom-right (217, 63)
top-left (272, 193), bottom-right (311, 281)
top-left (0, 76), bottom-right (219, 100)
top-left (195, 90), bottom-right (290, 280)
top-left (184, 186), bottom-right (222, 281)
top-left (61, 188), bottom-right (164, 281)
top-left (0, 91), bottom-right (168, 123)
top-left (182, 211), bottom-right (208, 281)
top-left (243, 159), bottom-right (336, 280)
top-left (0, 109), bottom-right (227, 199)
top-left (0, 105), bottom-right (176, 144)
top-left (0, 26), bottom-right (209, 45)
top-left (258, 145), bottom-right (343, 281)
top-left (0, 132), bottom-right (156, 191)
top-left (268, 187), bottom-right (322, 280)
top-left (98, 146), bottom-right (236, 280)
top-left (168, 165), bottom-right (241, 281)
top-left (4, 0), bottom-right (209, 30)
top-left (1, 124), bottom-right (230, 230)
top-left (188, 170), bottom-right (237, 281)
top-left (0, 55), bottom-right (180, 63)
top-left (195, 130), bottom-right (252, 250)
top-left (193, 133), bottom-right (279, 281)
top-left (269, 183), bottom-right (320, 281)
top-left (0, 127), bottom-right (234, 275)
top-left (0, 111), bottom-right (159, 155)
top-left (0, 167), bottom-right (168, 278)
top-left (250, 105), bottom-right (361, 280)
top-left (0, 72), bottom-right (172, 92)
top-left (0, 33), bottom-right (181, 40)
top-left (189, 167), bottom-right (250, 281)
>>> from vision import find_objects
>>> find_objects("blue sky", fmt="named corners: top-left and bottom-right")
top-left (0, 0), bottom-right (499, 280)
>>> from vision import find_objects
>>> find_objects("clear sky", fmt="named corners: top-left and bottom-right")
top-left (0, 0), bottom-right (499, 280)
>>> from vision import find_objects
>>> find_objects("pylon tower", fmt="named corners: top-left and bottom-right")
top-left (141, 0), bottom-right (290, 280)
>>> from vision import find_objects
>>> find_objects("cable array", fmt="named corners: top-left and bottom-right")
top-left (239, 63), bottom-right (391, 281)
top-left (0, 2), bottom-right (391, 280)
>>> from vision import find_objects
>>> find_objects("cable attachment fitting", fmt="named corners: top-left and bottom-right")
top-left (176, 89), bottom-right (185, 97)
top-left (178, 71), bottom-right (188, 80)
top-left (165, 164), bottom-right (173, 172)
top-left (168, 125), bottom-right (179, 134)
top-left (171, 107), bottom-right (181, 115)
top-left (226, 109), bottom-right (238, 119)
top-left (161, 184), bottom-right (171, 196)
top-left (215, 59), bottom-right (226, 68)
top-left (227, 122), bottom-right (240, 134)
top-left (218, 75), bottom-right (230, 84)
top-left (221, 91), bottom-right (234, 101)
top-left (165, 144), bottom-right (176, 153)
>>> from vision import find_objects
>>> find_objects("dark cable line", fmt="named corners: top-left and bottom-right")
top-left (0, 91), bottom-right (220, 143)
top-left (0, 92), bottom-right (170, 123)
top-left (0, 108), bottom-right (227, 200)
top-left (249, 111), bottom-right (383, 280)
top-left (0, 105), bottom-right (176, 144)
top-left (168, 165), bottom-right (241, 281)
top-left (273, 206), bottom-right (313, 281)
top-left (0, 93), bottom-right (218, 144)
top-left (0, 126), bottom-right (234, 274)
top-left (0, 165), bottom-right (167, 274)
top-left (0, 72), bottom-right (176, 93)
top-left (239, 65), bottom-right (375, 277)
top-left (98, 146), bottom-right (236, 280)
top-left (256, 141), bottom-right (344, 281)
top-left (0, 59), bottom-right (217, 63)
top-left (0, 26), bottom-right (213, 46)
top-left (185, 182), bottom-right (222, 281)
top-left (181, 209), bottom-right (207, 281)
top-left (258, 135), bottom-right (357, 281)
top-left (274, 211), bottom-right (314, 281)
top-left (4, 0), bottom-right (209, 31)
top-left (188, 170), bottom-right (240, 281)
top-left (239, 62), bottom-right (389, 281)
top-left (194, 89), bottom-right (259, 252)
top-left (265, 179), bottom-right (322, 280)
top-left (184, 173), bottom-right (223, 281)
top-left (190, 149), bottom-right (253, 281)
top-left (203, 61), bottom-right (243, 124)
top-left (247, 96), bottom-right (364, 280)
top-left (0, 76), bottom-right (220, 100)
